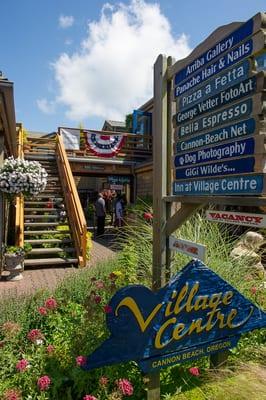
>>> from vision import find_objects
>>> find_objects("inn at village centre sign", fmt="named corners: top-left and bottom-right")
top-left (84, 260), bottom-right (266, 373)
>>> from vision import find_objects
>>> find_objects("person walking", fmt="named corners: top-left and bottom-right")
top-left (115, 195), bottom-right (123, 227)
top-left (94, 192), bottom-right (106, 236)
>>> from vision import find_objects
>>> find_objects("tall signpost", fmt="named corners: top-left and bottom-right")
top-left (152, 12), bottom-right (266, 398)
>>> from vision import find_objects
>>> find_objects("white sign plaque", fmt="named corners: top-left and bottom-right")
top-left (206, 209), bottom-right (266, 228)
top-left (169, 237), bottom-right (206, 261)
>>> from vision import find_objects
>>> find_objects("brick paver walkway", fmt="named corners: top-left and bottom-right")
top-left (0, 236), bottom-right (116, 299)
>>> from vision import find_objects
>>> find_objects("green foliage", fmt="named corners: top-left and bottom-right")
top-left (125, 113), bottom-right (133, 132)
top-left (4, 243), bottom-right (32, 255)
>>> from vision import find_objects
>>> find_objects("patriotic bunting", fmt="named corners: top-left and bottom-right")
top-left (85, 131), bottom-right (125, 157)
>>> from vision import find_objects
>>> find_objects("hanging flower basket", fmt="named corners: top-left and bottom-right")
top-left (0, 156), bottom-right (48, 197)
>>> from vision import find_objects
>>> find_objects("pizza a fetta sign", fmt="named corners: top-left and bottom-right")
top-left (172, 12), bottom-right (266, 196)
top-left (206, 210), bottom-right (266, 227)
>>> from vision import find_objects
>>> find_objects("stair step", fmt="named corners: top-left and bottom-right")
top-left (30, 195), bottom-right (63, 199)
top-left (25, 238), bottom-right (72, 245)
top-left (24, 257), bottom-right (78, 266)
top-left (29, 247), bottom-right (75, 255)
top-left (25, 214), bottom-right (59, 219)
top-left (24, 230), bottom-right (70, 235)
top-left (25, 222), bottom-right (61, 227)
top-left (25, 208), bottom-right (58, 212)
top-left (25, 199), bottom-right (63, 205)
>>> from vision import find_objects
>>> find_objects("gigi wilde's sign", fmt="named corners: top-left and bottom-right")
top-left (83, 260), bottom-right (266, 373)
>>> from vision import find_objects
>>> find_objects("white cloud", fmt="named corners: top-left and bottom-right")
top-left (59, 15), bottom-right (74, 29)
top-left (36, 98), bottom-right (56, 114)
top-left (51, 0), bottom-right (191, 121)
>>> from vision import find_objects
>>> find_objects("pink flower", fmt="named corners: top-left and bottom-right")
top-left (46, 344), bottom-right (55, 354)
top-left (189, 367), bottom-right (200, 376)
top-left (143, 212), bottom-right (153, 221)
top-left (76, 355), bottom-right (87, 366)
top-left (116, 379), bottom-right (134, 396)
top-left (83, 395), bottom-right (98, 400)
top-left (3, 388), bottom-right (22, 400)
top-left (99, 376), bottom-right (109, 386)
top-left (250, 286), bottom-right (257, 295)
top-left (93, 295), bottom-right (102, 304)
top-left (44, 298), bottom-right (57, 310)
top-left (38, 306), bottom-right (47, 315)
top-left (95, 280), bottom-right (105, 289)
top-left (37, 375), bottom-right (51, 391)
top-left (103, 305), bottom-right (112, 314)
top-left (27, 329), bottom-right (43, 343)
top-left (16, 359), bottom-right (28, 372)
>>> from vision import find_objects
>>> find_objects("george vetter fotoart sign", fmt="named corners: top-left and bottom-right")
top-left (83, 260), bottom-right (266, 373)
top-left (172, 12), bottom-right (266, 196)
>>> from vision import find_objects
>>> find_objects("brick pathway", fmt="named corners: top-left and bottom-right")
top-left (0, 236), bottom-right (116, 299)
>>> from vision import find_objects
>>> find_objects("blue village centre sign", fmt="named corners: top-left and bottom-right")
top-left (83, 260), bottom-right (266, 373)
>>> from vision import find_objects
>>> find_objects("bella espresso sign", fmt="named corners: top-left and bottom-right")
top-left (83, 260), bottom-right (266, 373)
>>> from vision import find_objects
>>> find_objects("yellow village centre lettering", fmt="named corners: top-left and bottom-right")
top-left (115, 283), bottom-right (254, 350)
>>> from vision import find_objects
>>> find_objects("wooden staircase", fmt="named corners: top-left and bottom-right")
top-left (16, 131), bottom-right (87, 268)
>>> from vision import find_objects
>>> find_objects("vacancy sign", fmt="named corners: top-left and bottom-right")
top-left (206, 209), bottom-right (266, 228)
top-left (169, 236), bottom-right (206, 261)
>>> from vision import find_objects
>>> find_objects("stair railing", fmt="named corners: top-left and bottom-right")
top-left (15, 124), bottom-right (24, 247)
top-left (56, 133), bottom-right (87, 267)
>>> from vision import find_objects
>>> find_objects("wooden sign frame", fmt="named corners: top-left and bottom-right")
top-left (151, 13), bottom-right (266, 399)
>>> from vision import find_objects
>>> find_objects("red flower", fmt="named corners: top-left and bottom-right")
top-left (38, 306), bottom-right (47, 315)
top-left (99, 376), bottom-right (109, 386)
top-left (103, 305), bottom-right (112, 314)
top-left (93, 295), bottom-right (102, 304)
top-left (16, 359), bottom-right (28, 372)
top-left (116, 378), bottom-right (134, 396)
top-left (37, 375), bottom-right (51, 391)
top-left (44, 298), bottom-right (57, 310)
top-left (109, 272), bottom-right (117, 281)
top-left (76, 355), bottom-right (87, 366)
top-left (250, 286), bottom-right (257, 295)
top-left (27, 329), bottom-right (43, 343)
top-left (46, 344), bottom-right (55, 354)
top-left (3, 388), bottom-right (22, 400)
top-left (143, 212), bottom-right (153, 221)
top-left (189, 367), bottom-right (200, 376)
top-left (83, 395), bottom-right (98, 400)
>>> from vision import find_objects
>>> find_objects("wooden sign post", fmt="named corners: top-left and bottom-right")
top-left (150, 11), bottom-right (266, 398)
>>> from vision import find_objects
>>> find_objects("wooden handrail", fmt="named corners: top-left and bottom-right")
top-left (15, 124), bottom-right (24, 247)
top-left (56, 133), bottom-right (87, 267)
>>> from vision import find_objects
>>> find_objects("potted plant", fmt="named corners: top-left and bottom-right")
top-left (4, 243), bottom-right (32, 281)
top-left (0, 157), bottom-right (47, 279)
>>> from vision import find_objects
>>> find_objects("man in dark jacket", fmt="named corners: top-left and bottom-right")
top-left (95, 192), bottom-right (106, 236)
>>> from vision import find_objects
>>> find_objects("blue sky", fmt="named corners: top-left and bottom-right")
top-left (1, 0), bottom-right (265, 133)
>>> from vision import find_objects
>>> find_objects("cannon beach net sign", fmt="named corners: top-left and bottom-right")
top-left (172, 13), bottom-right (266, 196)
top-left (83, 260), bottom-right (266, 373)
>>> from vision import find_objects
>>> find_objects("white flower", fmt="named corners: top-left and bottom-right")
top-left (0, 157), bottom-right (47, 197)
